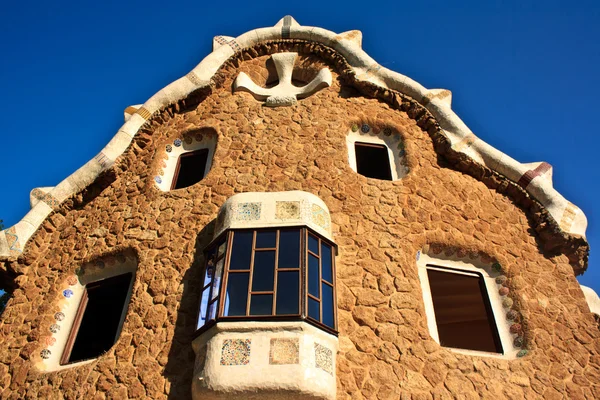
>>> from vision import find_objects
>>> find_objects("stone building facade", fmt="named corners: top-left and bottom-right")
top-left (0, 17), bottom-right (599, 399)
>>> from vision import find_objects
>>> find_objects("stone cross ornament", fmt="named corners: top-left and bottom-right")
top-left (233, 52), bottom-right (332, 107)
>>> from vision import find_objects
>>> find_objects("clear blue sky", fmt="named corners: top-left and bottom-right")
top-left (1, 1), bottom-right (599, 292)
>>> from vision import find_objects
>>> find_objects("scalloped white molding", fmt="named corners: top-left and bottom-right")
top-left (0, 15), bottom-right (588, 258)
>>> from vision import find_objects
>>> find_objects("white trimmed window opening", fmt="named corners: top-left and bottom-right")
top-left (417, 252), bottom-right (521, 359)
top-left (346, 124), bottom-right (407, 181)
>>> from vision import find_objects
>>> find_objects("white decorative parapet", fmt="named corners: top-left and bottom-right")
top-left (0, 15), bottom-right (588, 258)
top-left (233, 52), bottom-right (332, 107)
top-left (213, 191), bottom-right (332, 242)
top-left (191, 321), bottom-right (338, 400)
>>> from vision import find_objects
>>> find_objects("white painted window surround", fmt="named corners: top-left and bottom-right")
top-left (155, 133), bottom-right (217, 192)
top-left (346, 126), bottom-right (408, 181)
top-left (417, 253), bottom-right (521, 359)
top-left (39, 258), bottom-right (137, 371)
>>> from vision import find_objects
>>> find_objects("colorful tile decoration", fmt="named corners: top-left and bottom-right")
top-left (269, 338), bottom-right (300, 365)
top-left (360, 124), bottom-right (370, 133)
top-left (311, 204), bottom-right (331, 231)
top-left (31, 188), bottom-right (60, 209)
top-left (234, 203), bottom-right (261, 221)
top-left (174, 138), bottom-right (182, 147)
top-left (275, 201), bottom-right (301, 220)
top-left (560, 202), bottom-right (578, 232)
top-left (351, 124), bottom-right (359, 132)
top-left (416, 250), bottom-right (421, 261)
top-left (44, 336), bottom-right (56, 347)
top-left (54, 312), bottom-right (65, 321)
top-left (314, 343), bottom-right (333, 375)
top-left (220, 339), bottom-right (251, 366)
top-left (136, 107), bottom-right (152, 120)
top-left (40, 349), bottom-right (51, 360)
top-left (49, 324), bottom-right (60, 334)
top-left (62, 289), bottom-right (73, 298)
top-left (166, 144), bottom-right (172, 153)
top-left (5, 227), bottom-right (21, 256)
top-left (93, 152), bottom-right (111, 169)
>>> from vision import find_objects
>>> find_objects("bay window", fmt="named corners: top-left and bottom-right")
top-left (196, 227), bottom-right (337, 334)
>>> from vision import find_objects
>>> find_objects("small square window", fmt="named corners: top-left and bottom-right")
top-left (172, 149), bottom-right (209, 190)
top-left (426, 266), bottom-right (502, 353)
top-left (354, 142), bottom-right (392, 180)
top-left (61, 273), bottom-right (133, 364)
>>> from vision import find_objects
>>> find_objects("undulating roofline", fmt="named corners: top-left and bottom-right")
top-left (0, 16), bottom-right (588, 269)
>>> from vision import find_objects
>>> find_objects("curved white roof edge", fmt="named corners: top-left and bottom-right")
top-left (581, 285), bottom-right (600, 315)
top-left (0, 15), bottom-right (587, 258)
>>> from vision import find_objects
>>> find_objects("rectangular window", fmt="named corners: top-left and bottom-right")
top-left (62, 273), bottom-right (134, 364)
top-left (171, 148), bottom-right (209, 190)
top-left (354, 142), bottom-right (392, 180)
top-left (306, 233), bottom-right (336, 329)
top-left (426, 266), bottom-right (502, 353)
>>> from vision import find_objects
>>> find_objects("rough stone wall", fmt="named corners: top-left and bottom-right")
top-left (0, 49), bottom-right (598, 400)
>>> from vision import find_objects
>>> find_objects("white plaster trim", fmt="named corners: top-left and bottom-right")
top-left (192, 321), bottom-right (338, 400)
top-left (214, 191), bottom-right (332, 242)
top-left (0, 16), bottom-right (586, 257)
top-left (155, 135), bottom-right (217, 192)
top-left (581, 285), bottom-right (600, 316)
top-left (38, 258), bottom-right (137, 372)
top-left (346, 127), bottom-right (407, 181)
top-left (417, 253), bottom-right (520, 359)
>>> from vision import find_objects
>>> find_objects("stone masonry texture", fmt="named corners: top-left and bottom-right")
top-left (0, 41), bottom-right (597, 399)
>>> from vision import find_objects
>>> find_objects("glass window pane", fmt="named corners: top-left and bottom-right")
top-left (230, 231), bottom-right (254, 270)
top-left (197, 288), bottom-right (210, 329)
top-left (308, 254), bottom-right (320, 298)
top-left (207, 300), bottom-right (218, 320)
top-left (276, 271), bottom-right (299, 315)
top-left (252, 251), bottom-right (275, 292)
top-left (308, 297), bottom-right (320, 321)
top-left (224, 273), bottom-right (249, 316)
top-left (217, 240), bottom-right (227, 258)
top-left (308, 234), bottom-right (319, 255)
top-left (211, 258), bottom-right (224, 300)
top-left (321, 243), bottom-right (333, 283)
top-left (250, 294), bottom-right (273, 316)
top-left (427, 269), bottom-right (502, 353)
top-left (202, 263), bottom-right (213, 288)
top-left (256, 230), bottom-right (276, 248)
top-left (278, 230), bottom-right (300, 269)
top-left (322, 283), bottom-right (335, 329)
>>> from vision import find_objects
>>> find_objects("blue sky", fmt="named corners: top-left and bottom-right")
top-left (1, 1), bottom-right (599, 292)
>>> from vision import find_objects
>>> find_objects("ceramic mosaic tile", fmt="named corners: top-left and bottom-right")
top-left (269, 338), bottom-right (299, 365)
top-left (66, 276), bottom-right (78, 286)
top-left (44, 336), bottom-right (56, 347)
top-left (234, 203), bottom-right (261, 221)
top-left (49, 324), bottom-right (60, 334)
top-left (54, 312), bottom-right (65, 321)
top-left (31, 188), bottom-right (60, 209)
top-left (314, 343), bottom-right (333, 375)
top-left (5, 227), bottom-right (21, 256)
top-left (40, 349), bottom-right (51, 359)
top-left (311, 204), bottom-right (331, 231)
top-left (63, 289), bottom-right (73, 298)
top-left (220, 339), bottom-right (251, 366)
top-left (275, 201), bottom-right (301, 220)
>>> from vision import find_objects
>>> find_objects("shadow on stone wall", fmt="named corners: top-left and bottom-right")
top-left (163, 221), bottom-right (215, 399)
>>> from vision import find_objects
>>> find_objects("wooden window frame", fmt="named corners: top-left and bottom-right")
top-left (425, 264), bottom-right (503, 354)
top-left (60, 273), bottom-right (134, 365)
top-left (170, 148), bottom-right (210, 190)
top-left (195, 227), bottom-right (338, 337)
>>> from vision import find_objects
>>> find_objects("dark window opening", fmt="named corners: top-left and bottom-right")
top-left (62, 273), bottom-right (133, 364)
top-left (355, 142), bottom-right (392, 180)
top-left (197, 228), bottom-right (337, 335)
top-left (172, 148), bottom-right (209, 190)
top-left (427, 266), bottom-right (502, 354)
